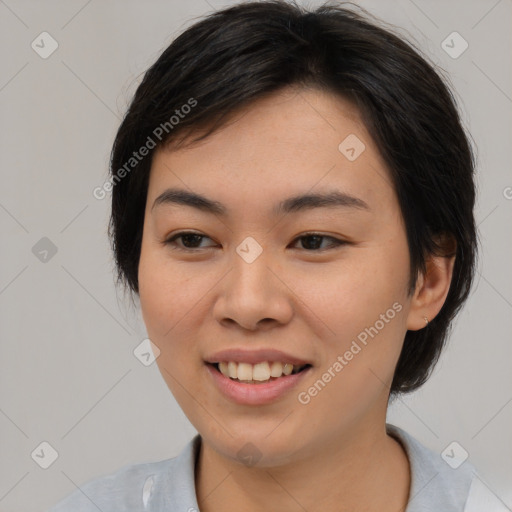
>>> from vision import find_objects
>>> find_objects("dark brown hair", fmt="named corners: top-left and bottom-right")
top-left (108, 0), bottom-right (477, 395)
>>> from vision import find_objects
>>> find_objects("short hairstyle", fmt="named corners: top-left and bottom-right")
top-left (108, 0), bottom-right (478, 395)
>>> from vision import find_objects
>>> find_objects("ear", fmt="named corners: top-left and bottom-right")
top-left (406, 234), bottom-right (457, 331)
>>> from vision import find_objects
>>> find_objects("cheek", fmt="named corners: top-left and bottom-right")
top-left (138, 247), bottom-right (207, 411)
top-left (137, 239), bottom-right (220, 387)
top-left (138, 244), bottom-right (191, 379)
top-left (138, 241), bottom-right (198, 338)
top-left (293, 240), bottom-right (409, 339)
top-left (293, 239), bottom-right (410, 402)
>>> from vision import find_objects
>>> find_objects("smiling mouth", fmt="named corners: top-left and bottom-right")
top-left (208, 361), bottom-right (312, 384)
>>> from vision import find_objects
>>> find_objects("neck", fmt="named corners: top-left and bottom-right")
top-left (195, 422), bottom-right (410, 512)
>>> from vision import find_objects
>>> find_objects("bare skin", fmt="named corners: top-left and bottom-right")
top-left (138, 86), bottom-right (455, 512)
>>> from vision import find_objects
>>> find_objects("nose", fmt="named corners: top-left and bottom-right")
top-left (213, 247), bottom-right (294, 332)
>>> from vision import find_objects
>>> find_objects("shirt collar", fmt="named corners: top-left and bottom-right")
top-left (387, 424), bottom-right (475, 511)
top-left (159, 425), bottom-right (475, 511)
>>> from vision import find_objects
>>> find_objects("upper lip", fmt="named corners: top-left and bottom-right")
top-left (205, 348), bottom-right (312, 366)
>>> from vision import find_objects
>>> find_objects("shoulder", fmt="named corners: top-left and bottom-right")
top-left (387, 424), bottom-right (508, 512)
top-left (46, 436), bottom-right (201, 512)
top-left (47, 459), bottom-right (170, 512)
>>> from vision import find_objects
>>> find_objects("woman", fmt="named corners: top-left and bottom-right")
top-left (49, 1), bottom-right (504, 510)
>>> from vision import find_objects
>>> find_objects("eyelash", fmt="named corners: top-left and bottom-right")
top-left (163, 231), bottom-right (348, 252)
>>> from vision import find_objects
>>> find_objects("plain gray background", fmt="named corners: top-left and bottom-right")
top-left (0, 0), bottom-right (511, 510)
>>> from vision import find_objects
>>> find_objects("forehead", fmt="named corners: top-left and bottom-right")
top-left (148, 87), bottom-right (395, 216)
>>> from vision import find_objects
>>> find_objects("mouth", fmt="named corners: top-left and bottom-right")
top-left (208, 361), bottom-right (312, 384)
top-left (204, 348), bottom-right (313, 404)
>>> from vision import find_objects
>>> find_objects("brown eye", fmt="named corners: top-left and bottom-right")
top-left (291, 233), bottom-right (347, 251)
top-left (163, 231), bottom-right (347, 252)
top-left (164, 232), bottom-right (217, 251)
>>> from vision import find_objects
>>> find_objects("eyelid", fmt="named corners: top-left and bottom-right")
top-left (291, 232), bottom-right (348, 251)
top-left (163, 230), bottom-right (349, 252)
top-left (163, 230), bottom-right (218, 250)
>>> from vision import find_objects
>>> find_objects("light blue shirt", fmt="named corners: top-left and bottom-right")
top-left (48, 424), bottom-right (508, 511)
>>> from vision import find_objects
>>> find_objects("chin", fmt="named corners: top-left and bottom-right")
top-left (200, 423), bottom-right (309, 469)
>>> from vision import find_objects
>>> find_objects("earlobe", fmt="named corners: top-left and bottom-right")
top-left (406, 236), bottom-right (457, 331)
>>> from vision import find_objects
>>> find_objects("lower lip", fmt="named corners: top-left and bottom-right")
top-left (206, 364), bottom-right (311, 405)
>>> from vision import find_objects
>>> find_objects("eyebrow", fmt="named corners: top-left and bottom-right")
top-left (151, 188), bottom-right (370, 216)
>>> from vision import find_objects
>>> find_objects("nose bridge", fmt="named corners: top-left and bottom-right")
top-left (231, 237), bottom-right (274, 302)
top-left (214, 236), bottom-right (292, 330)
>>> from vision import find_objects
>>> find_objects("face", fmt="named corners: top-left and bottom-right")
top-left (138, 86), bottom-right (415, 466)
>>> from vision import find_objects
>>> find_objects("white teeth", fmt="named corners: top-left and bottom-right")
top-left (216, 361), bottom-right (307, 381)
top-left (252, 362), bottom-right (270, 381)
top-left (270, 361), bottom-right (283, 377)
top-left (237, 362), bottom-right (253, 381)
top-left (282, 363), bottom-right (293, 376)
top-left (219, 361), bottom-right (229, 376)
top-left (227, 361), bottom-right (238, 379)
